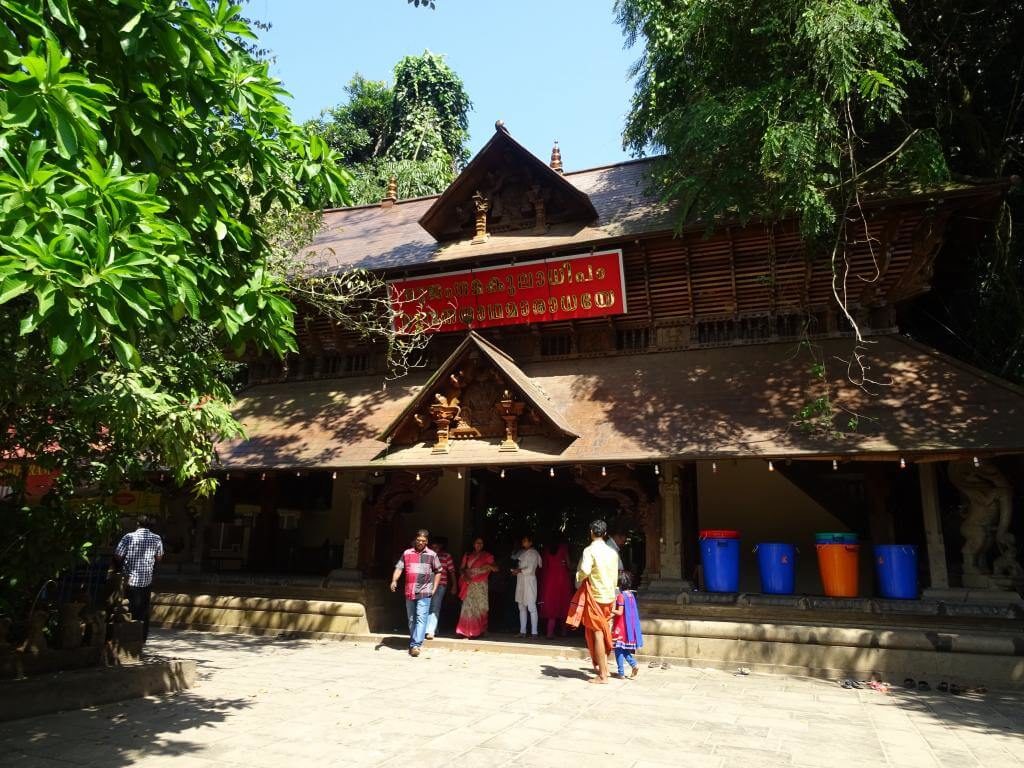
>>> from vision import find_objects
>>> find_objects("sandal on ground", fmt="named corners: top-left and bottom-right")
top-left (903, 678), bottom-right (915, 689)
top-left (917, 680), bottom-right (930, 691)
top-left (648, 660), bottom-right (659, 668)
top-left (661, 661), bottom-right (670, 670)
top-left (840, 679), bottom-right (862, 689)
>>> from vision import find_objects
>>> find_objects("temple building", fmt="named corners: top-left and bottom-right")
top-left (152, 123), bottom-right (1024, 681)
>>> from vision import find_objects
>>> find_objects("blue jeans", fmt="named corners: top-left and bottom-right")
top-left (405, 596), bottom-right (431, 648)
top-left (615, 647), bottom-right (637, 676)
top-left (426, 585), bottom-right (446, 637)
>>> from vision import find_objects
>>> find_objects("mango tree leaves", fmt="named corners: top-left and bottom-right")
top-left (0, 0), bottom-right (350, 550)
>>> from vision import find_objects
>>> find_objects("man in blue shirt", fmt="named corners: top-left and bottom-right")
top-left (114, 516), bottom-right (164, 643)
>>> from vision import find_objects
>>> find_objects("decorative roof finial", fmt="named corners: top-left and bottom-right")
top-left (381, 175), bottom-right (398, 208)
top-left (550, 141), bottom-right (563, 174)
top-left (495, 119), bottom-right (507, 133)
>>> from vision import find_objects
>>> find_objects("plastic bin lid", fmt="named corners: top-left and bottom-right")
top-left (699, 529), bottom-right (740, 538)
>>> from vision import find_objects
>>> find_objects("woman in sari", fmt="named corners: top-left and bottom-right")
top-left (456, 537), bottom-right (497, 638)
top-left (538, 536), bottom-right (573, 638)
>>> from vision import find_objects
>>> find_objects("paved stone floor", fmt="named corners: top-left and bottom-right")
top-left (2, 628), bottom-right (1024, 768)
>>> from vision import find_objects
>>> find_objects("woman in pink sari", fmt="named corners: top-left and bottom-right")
top-left (538, 536), bottom-right (573, 638)
top-left (456, 537), bottom-right (497, 638)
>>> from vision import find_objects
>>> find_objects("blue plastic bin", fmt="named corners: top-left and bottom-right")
top-left (756, 543), bottom-right (796, 595)
top-left (700, 531), bottom-right (741, 592)
top-left (874, 545), bottom-right (918, 599)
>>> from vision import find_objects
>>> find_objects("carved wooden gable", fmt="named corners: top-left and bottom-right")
top-left (381, 332), bottom-right (578, 453)
top-left (418, 123), bottom-right (597, 242)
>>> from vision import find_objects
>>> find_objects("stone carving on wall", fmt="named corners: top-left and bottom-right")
top-left (19, 610), bottom-right (48, 655)
top-left (58, 601), bottom-right (85, 649)
top-left (948, 460), bottom-right (1024, 589)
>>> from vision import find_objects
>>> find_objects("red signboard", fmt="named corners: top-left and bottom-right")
top-left (389, 250), bottom-right (627, 333)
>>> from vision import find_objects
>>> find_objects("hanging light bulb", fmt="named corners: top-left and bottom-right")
top-left (332, 471), bottom-right (337, 480)
top-left (549, 467), bottom-right (555, 478)
top-left (654, 464), bottom-right (660, 476)
top-left (899, 457), bottom-right (906, 469)
top-left (415, 471), bottom-right (420, 482)
top-left (159, 473), bottom-right (166, 482)
top-left (260, 472), bottom-right (266, 481)
top-left (832, 459), bottom-right (838, 471)
top-left (601, 466), bottom-right (607, 477)
top-left (296, 470), bottom-right (301, 477)
top-left (768, 460), bottom-right (775, 472)
top-left (225, 472), bottom-right (230, 480)
top-left (457, 469), bottom-right (463, 479)
top-left (712, 461), bottom-right (718, 474)
top-left (500, 468), bottom-right (506, 479)
top-left (973, 456), bottom-right (980, 468)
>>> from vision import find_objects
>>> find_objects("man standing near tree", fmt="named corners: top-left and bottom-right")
top-left (114, 516), bottom-right (164, 644)
top-left (391, 529), bottom-right (442, 657)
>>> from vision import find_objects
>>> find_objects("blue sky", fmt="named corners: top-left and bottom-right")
top-left (254, 0), bottom-right (639, 171)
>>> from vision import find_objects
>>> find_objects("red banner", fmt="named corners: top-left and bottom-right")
top-left (389, 250), bottom-right (627, 333)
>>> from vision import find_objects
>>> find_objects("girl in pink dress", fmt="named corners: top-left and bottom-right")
top-left (538, 537), bottom-right (573, 638)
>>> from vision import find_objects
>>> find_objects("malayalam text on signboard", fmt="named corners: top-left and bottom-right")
top-left (388, 249), bottom-right (627, 333)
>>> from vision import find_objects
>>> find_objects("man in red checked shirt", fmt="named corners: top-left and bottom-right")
top-left (390, 529), bottom-right (441, 657)
top-left (426, 536), bottom-right (458, 640)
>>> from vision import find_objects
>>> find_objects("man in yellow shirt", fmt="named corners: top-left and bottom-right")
top-left (574, 519), bottom-right (619, 683)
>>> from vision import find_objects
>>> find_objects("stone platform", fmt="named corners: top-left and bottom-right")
top-left (0, 659), bottom-right (197, 722)
top-left (151, 580), bottom-right (1024, 689)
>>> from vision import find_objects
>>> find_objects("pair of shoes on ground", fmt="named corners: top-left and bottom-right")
top-left (614, 667), bottom-right (640, 680)
top-left (516, 633), bottom-right (539, 640)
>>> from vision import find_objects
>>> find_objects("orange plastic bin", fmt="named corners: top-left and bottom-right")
top-left (816, 543), bottom-right (860, 597)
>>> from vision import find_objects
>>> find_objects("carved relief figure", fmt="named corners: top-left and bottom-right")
top-left (948, 460), bottom-right (1021, 581)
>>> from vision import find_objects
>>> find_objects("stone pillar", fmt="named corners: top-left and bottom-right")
top-left (643, 462), bottom-right (692, 599)
top-left (918, 462), bottom-right (949, 590)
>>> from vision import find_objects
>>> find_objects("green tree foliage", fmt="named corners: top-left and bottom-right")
top-left (890, 2), bottom-right (1024, 384)
top-left (308, 51), bottom-right (472, 205)
top-left (616, 0), bottom-right (946, 242)
top-left (0, 0), bottom-right (352, 615)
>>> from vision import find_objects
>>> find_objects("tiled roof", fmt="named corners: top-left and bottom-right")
top-left (218, 334), bottom-right (1024, 469)
top-left (305, 158), bottom-right (674, 274)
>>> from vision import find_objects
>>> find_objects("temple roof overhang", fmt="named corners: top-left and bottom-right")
top-left (218, 334), bottom-right (1024, 470)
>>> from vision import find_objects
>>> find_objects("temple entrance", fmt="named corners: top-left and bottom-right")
top-left (465, 466), bottom-right (649, 634)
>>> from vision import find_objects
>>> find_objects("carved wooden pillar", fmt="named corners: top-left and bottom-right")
top-left (342, 476), bottom-right (368, 571)
top-left (919, 462), bottom-right (949, 590)
top-left (657, 463), bottom-right (682, 580)
top-left (495, 390), bottom-right (525, 451)
top-left (471, 191), bottom-right (489, 243)
top-left (643, 462), bottom-right (692, 599)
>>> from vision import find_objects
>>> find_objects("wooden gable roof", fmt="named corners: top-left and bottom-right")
top-left (379, 331), bottom-right (578, 446)
top-left (417, 123), bottom-right (598, 241)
